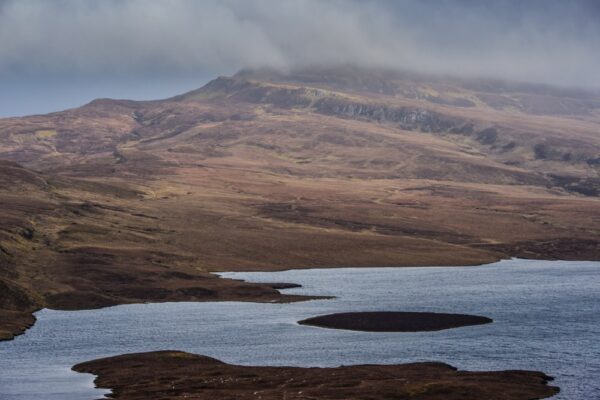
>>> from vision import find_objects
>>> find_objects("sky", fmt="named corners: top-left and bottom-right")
top-left (1, 0), bottom-right (599, 117)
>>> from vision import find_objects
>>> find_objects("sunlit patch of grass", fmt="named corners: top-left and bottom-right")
top-left (35, 129), bottom-right (57, 139)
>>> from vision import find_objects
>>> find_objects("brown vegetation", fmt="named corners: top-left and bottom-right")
top-left (1, 67), bottom-right (600, 339)
top-left (72, 351), bottom-right (559, 400)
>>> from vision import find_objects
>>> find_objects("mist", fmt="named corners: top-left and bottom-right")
top-left (1, 0), bottom-right (599, 116)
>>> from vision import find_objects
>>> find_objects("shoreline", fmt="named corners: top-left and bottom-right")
top-left (4, 261), bottom-right (597, 396)
top-left (0, 290), bottom-right (327, 342)
top-left (1, 257), bottom-right (594, 341)
top-left (0, 277), bottom-right (327, 342)
top-left (0, 309), bottom-right (37, 342)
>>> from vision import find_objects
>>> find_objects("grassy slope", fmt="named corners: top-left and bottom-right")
top-left (1, 67), bottom-right (600, 339)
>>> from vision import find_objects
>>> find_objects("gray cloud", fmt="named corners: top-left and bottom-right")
top-left (1, 0), bottom-right (599, 107)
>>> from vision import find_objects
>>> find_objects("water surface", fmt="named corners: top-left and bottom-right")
top-left (1, 259), bottom-right (598, 399)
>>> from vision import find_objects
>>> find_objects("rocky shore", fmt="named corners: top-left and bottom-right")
top-left (0, 309), bottom-right (36, 341)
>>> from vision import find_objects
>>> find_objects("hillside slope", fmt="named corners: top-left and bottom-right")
top-left (1, 67), bottom-right (600, 339)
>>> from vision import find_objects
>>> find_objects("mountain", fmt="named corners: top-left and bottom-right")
top-left (1, 66), bottom-right (600, 339)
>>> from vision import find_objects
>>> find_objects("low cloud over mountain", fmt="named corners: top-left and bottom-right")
top-left (1, 0), bottom-right (599, 115)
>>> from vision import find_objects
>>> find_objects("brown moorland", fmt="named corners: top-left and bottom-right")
top-left (72, 350), bottom-right (559, 400)
top-left (1, 67), bottom-right (600, 340)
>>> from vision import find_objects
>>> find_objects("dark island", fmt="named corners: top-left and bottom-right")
top-left (264, 282), bottom-right (303, 290)
top-left (73, 351), bottom-right (558, 400)
top-left (298, 311), bottom-right (493, 332)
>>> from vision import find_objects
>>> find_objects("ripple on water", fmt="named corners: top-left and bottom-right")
top-left (0, 259), bottom-right (598, 399)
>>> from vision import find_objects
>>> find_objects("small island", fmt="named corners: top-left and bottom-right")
top-left (298, 311), bottom-right (493, 332)
top-left (73, 351), bottom-right (558, 400)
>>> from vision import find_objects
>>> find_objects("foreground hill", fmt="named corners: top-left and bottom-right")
top-left (72, 351), bottom-right (559, 400)
top-left (1, 67), bottom-right (600, 338)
